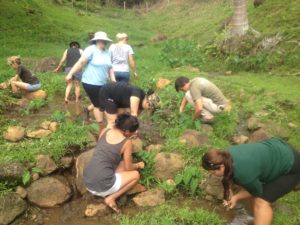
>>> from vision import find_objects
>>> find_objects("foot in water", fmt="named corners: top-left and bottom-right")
top-left (104, 197), bottom-right (120, 213)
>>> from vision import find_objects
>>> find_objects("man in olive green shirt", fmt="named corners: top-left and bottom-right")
top-left (175, 76), bottom-right (230, 123)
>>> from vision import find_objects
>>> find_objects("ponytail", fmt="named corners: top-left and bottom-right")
top-left (202, 150), bottom-right (233, 200)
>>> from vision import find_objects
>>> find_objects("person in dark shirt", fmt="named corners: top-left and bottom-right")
top-left (8, 56), bottom-right (41, 93)
top-left (201, 138), bottom-right (300, 225)
top-left (98, 82), bottom-right (160, 128)
top-left (54, 41), bottom-right (83, 103)
top-left (83, 113), bottom-right (144, 213)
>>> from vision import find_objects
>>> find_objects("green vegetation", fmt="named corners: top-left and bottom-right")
top-left (0, 0), bottom-right (299, 223)
top-left (120, 204), bottom-right (225, 225)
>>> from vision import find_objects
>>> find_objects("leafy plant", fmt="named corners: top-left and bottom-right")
top-left (23, 98), bottom-right (48, 115)
top-left (134, 150), bottom-right (157, 187)
top-left (175, 166), bottom-right (202, 195)
top-left (22, 170), bottom-right (31, 186)
top-left (51, 110), bottom-right (67, 123)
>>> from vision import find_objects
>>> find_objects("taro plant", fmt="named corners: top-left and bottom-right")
top-left (134, 150), bottom-right (157, 187)
top-left (23, 98), bottom-right (48, 115)
top-left (175, 166), bottom-right (202, 195)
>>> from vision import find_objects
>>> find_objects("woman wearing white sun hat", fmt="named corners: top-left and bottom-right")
top-left (66, 31), bottom-right (116, 126)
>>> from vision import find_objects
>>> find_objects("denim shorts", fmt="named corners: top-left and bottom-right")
top-left (65, 67), bottom-right (82, 81)
top-left (27, 82), bottom-right (41, 92)
top-left (114, 71), bottom-right (130, 83)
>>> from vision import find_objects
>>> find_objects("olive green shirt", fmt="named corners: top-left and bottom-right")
top-left (227, 138), bottom-right (294, 197)
top-left (189, 77), bottom-right (227, 105)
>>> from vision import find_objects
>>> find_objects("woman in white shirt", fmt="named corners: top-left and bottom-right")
top-left (109, 33), bottom-right (137, 82)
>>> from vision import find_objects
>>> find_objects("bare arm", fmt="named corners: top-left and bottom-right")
top-left (128, 54), bottom-right (137, 79)
top-left (192, 99), bottom-right (203, 120)
top-left (130, 96), bottom-right (140, 116)
top-left (224, 188), bottom-right (252, 209)
top-left (109, 68), bottom-right (116, 82)
top-left (65, 55), bottom-right (88, 82)
top-left (122, 140), bottom-right (144, 171)
top-left (54, 50), bottom-right (67, 72)
top-left (179, 96), bottom-right (188, 113)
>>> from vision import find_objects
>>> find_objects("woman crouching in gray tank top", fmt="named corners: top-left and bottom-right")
top-left (83, 113), bottom-right (144, 213)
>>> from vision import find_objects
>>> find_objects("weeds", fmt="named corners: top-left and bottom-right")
top-left (120, 204), bottom-right (225, 225)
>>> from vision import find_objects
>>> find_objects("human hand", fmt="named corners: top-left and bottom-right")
top-left (223, 195), bottom-right (238, 209)
top-left (65, 75), bottom-right (72, 82)
top-left (53, 68), bottom-right (59, 73)
top-left (137, 161), bottom-right (145, 169)
top-left (133, 72), bottom-right (138, 80)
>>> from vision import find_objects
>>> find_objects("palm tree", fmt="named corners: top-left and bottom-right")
top-left (230, 0), bottom-right (249, 37)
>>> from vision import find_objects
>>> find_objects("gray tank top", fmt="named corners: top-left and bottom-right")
top-left (66, 47), bottom-right (81, 68)
top-left (83, 129), bottom-right (127, 192)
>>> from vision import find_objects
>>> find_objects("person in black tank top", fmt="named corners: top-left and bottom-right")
top-left (83, 114), bottom-right (144, 214)
top-left (54, 41), bottom-right (83, 103)
top-left (8, 56), bottom-right (41, 93)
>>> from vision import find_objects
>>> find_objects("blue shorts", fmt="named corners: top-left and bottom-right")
top-left (65, 67), bottom-right (82, 81)
top-left (27, 82), bottom-right (41, 92)
top-left (114, 71), bottom-right (130, 83)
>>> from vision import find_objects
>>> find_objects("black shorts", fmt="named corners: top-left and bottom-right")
top-left (98, 90), bottom-right (118, 114)
top-left (82, 83), bottom-right (102, 107)
top-left (260, 146), bottom-right (300, 203)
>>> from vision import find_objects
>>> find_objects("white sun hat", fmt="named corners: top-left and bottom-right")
top-left (89, 31), bottom-right (112, 43)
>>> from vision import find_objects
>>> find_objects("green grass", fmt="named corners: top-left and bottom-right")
top-left (0, 0), bottom-right (300, 223)
top-left (120, 204), bottom-right (225, 225)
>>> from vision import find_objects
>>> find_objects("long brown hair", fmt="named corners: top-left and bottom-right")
top-left (202, 150), bottom-right (233, 200)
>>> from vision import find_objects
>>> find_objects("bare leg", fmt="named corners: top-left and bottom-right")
top-left (253, 198), bottom-right (273, 225)
top-left (11, 81), bottom-right (28, 93)
top-left (104, 170), bottom-right (140, 212)
top-left (74, 80), bottom-right (80, 102)
top-left (93, 107), bottom-right (103, 123)
top-left (65, 80), bottom-right (72, 103)
top-left (105, 112), bottom-right (117, 128)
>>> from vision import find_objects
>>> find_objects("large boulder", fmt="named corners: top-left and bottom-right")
top-left (24, 90), bottom-right (47, 100)
top-left (3, 126), bottom-right (25, 142)
top-left (132, 188), bottom-right (165, 207)
top-left (156, 78), bottom-right (171, 89)
top-left (154, 152), bottom-right (184, 180)
top-left (36, 154), bottom-right (58, 175)
top-left (26, 129), bottom-right (52, 138)
top-left (0, 193), bottom-right (27, 225)
top-left (0, 162), bottom-right (26, 180)
top-left (200, 174), bottom-right (224, 200)
top-left (146, 144), bottom-right (163, 154)
top-left (27, 176), bottom-right (72, 207)
top-left (127, 183), bottom-right (147, 195)
top-left (75, 149), bottom-right (94, 195)
top-left (33, 57), bottom-right (59, 73)
top-left (247, 117), bottom-right (261, 131)
top-left (232, 135), bottom-right (249, 145)
top-left (248, 129), bottom-right (272, 143)
top-left (131, 137), bottom-right (143, 153)
top-left (179, 129), bottom-right (210, 147)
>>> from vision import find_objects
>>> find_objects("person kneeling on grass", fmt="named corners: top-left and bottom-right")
top-left (202, 137), bottom-right (300, 225)
top-left (175, 76), bottom-right (231, 124)
top-left (83, 113), bottom-right (144, 213)
top-left (7, 56), bottom-right (41, 94)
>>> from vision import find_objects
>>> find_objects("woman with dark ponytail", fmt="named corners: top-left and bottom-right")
top-left (202, 137), bottom-right (300, 225)
top-left (83, 113), bottom-right (144, 213)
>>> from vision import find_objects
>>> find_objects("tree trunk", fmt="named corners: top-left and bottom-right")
top-left (230, 0), bottom-right (249, 37)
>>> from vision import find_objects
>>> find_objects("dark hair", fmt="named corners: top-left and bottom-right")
top-left (69, 41), bottom-right (80, 48)
top-left (175, 76), bottom-right (190, 92)
top-left (115, 113), bottom-right (139, 132)
top-left (202, 150), bottom-right (233, 200)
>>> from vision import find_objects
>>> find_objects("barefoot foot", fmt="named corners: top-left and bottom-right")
top-left (104, 198), bottom-right (120, 213)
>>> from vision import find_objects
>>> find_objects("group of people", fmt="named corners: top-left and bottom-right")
top-left (5, 31), bottom-right (300, 225)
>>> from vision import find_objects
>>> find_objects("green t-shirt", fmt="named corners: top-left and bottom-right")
top-left (189, 77), bottom-right (227, 105)
top-left (227, 138), bottom-right (294, 197)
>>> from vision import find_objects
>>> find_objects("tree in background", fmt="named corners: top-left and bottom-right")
top-left (230, 0), bottom-right (249, 37)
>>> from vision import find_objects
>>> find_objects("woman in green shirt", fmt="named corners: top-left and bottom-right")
top-left (202, 137), bottom-right (300, 225)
